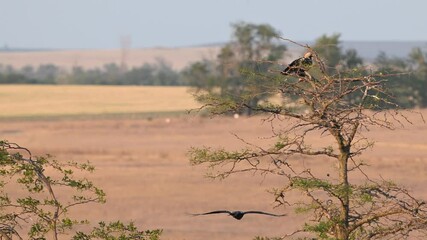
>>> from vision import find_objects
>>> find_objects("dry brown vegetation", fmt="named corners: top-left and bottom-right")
top-left (0, 46), bottom-right (221, 71)
top-left (0, 108), bottom-right (426, 239)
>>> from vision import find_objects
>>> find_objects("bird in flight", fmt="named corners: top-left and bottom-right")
top-left (281, 51), bottom-right (313, 78)
top-left (191, 210), bottom-right (286, 220)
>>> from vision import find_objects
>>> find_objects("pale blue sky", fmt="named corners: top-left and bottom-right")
top-left (1, 0), bottom-right (426, 49)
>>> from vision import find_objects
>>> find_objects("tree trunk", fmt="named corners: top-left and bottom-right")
top-left (331, 127), bottom-right (351, 240)
top-left (337, 146), bottom-right (350, 240)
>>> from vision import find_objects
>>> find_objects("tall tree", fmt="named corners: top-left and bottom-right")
top-left (409, 47), bottom-right (427, 80)
top-left (313, 33), bottom-right (342, 71)
top-left (342, 49), bottom-right (363, 69)
top-left (408, 48), bottom-right (427, 106)
top-left (313, 34), bottom-right (363, 74)
top-left (188, 22), bottom-right (287, 115)
top-left (374, 51), bottom-right (425, 108)
top-left (190, 40), bottom-right (427, 239)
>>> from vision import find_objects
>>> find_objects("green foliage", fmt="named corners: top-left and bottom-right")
top-left (1, 32), bottom-right (426, 109)
top-left (342, 49), bottom-right (363, 69)
top-left (374, 51), bottom-right (426, 108)
top-left (304, 221), bottom-right (336, 239)
top-left (295, 203), bottom-right (319, 214)
top-left (0, 141), bottom-right (161, 239)
top-left (193, 91), bottom-right (241, 113)
top-left (313, 34), bottom-right (364, 76)
top-left (253, 236), bottom-right (283, 240)
top-left (0, 141), bottom-right (104, 238)
top-left (313, 33), bottom-right (343, 70)
top-left (291, 177), bottom-right (352, 201)
top-left (185, 21), bottom-right (287, 115)
top-left (189, 147), bottom-right (251, 167)
top-left (181, 61), bottom-right (217, 89)
top-left (73, 221), bottom-right (162, 240)
top-left (0, 61), bottom-right (181, 86)
top-left (291, 177), bottom-right (333, 191)
top-left (229, 22), bottom-right (286, 61)
top-left (189, 39), bottom-right (427, 239)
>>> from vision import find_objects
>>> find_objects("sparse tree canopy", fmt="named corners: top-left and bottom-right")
top-left (185, 22), bottom-right (287, 115)
top-left (313, 34), bottom-right (363, 74)
top-left (313, 33), bottom-right (342, 71)
top-left (374, 50), bottom-right (427, 108)
top-left (189, 39), bottom-right (427, 239)
top-left (0, 141), bottom-right (161, 240)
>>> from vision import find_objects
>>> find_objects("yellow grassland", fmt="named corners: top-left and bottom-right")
top-left (0, 85), bottom-right (201, 119)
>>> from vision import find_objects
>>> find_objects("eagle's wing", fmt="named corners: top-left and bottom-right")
top-left (288, 57), bottom-right (302, 67)
top-left (191, 210), bottom-right (231, 216)
top-left (243, 211), bottom-right (286, 217)
top-left (281, 57), bottom-right (304, 75)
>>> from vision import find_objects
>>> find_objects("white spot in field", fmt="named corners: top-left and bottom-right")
top-left (165, 118), bottom-right (171, 123)
top-left (233, 113), bottom-right (239, 119)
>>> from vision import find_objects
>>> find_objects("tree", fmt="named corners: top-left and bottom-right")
top-left (153, 60), bottom-right (181, 85)
top-left (35, 64), bottom-right (62, 84)
top-left (0, 141), bottom-right (161, 240)
top-left (408, 47), bottom-right (427, 107)
top-left (374, 51), bottom-right (425, 108)
top-left (187, 22), bottom-right (287, 115)
top-left (123, 64), bottom-right (156, 85)
top-left (342, 49), bottom-right (363, 70)
top-left (181, 60), bottom-right (217, 89)
top-left (313, 34), bottom-right (363, 74)
top-left (313, 33), bottom-right (342, 72)
top-left (189, 40), bottom-right (427, 239)
top-left (409, 47), bottom-right (427, 79)
top-left (72, 221), bottom-right (162, 240)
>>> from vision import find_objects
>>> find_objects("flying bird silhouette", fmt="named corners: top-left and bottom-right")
top-left (191, 210), bottom-right (286, 220)
top-left (281, 51), bottom-right (313, 78)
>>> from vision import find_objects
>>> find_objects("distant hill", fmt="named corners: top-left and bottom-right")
top-left (286, 41), bottom-right (427, 63)
top-left (0, 41), bottom-right (426, 70)
top-left (343, 41), bottom-right (427, 60)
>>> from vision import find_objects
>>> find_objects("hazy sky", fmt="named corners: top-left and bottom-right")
top-left (1, 0), bottom-right (426, 49)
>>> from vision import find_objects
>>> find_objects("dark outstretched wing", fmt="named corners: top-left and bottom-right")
top-left (243, 211), bottom-right (286, 217)
top-left (191, 210), bottom-right (231, 216)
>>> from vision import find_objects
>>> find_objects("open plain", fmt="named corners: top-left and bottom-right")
top-left (0, 46), bottom-right (222, 71)
top-left (0, 85), bottom-right (426, 239)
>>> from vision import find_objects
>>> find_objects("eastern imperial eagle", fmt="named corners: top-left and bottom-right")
top-left (280, 52), bottom-right (313, 78)
top-left (191, 210), bottom-right (286, 220)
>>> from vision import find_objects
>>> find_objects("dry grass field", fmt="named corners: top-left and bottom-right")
top-left (0, 85), bottom-right (200, 119)
top-left (0, 85), bottom-right (426, 239)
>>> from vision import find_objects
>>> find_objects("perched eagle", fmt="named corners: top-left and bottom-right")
top-left (281, 52), bottom-right (313, 77)
top-left (191, 210), bottom-right (286, 220)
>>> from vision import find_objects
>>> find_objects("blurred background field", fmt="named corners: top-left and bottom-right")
top-left (0, 46), bottom-right (221, 71)
top-left (0, 85), bottom-right (199, 119)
